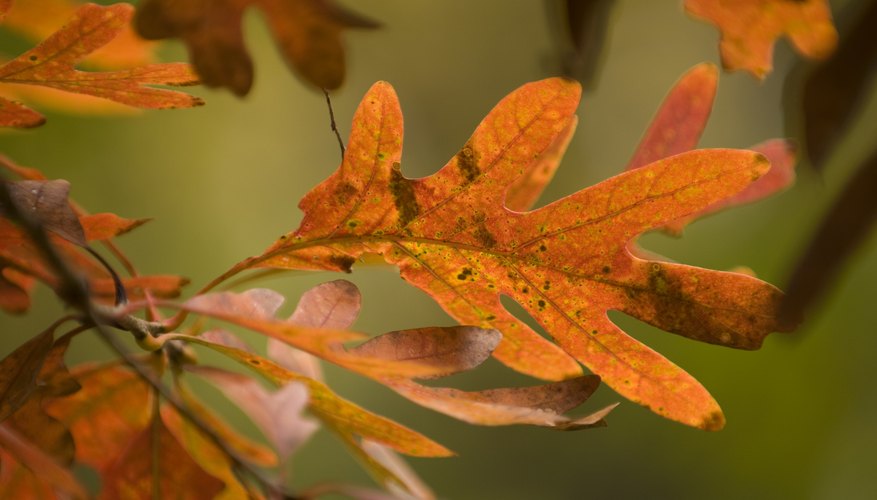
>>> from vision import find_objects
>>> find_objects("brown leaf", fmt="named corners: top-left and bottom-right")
top-left (0, 180), bottom-right (86, 247)
top-left (135, 0), bottom-right (379, 96)
top-left (0, 3), bottom-right (202, 128)
top-left (780, 149), bottom-right (877, 324)
top-left (385, 376), bottom-right (611, 428)
top-left (797, 0), bottom-right (877, 168)
top-left (0, 328), bottom-right (53, 422)
top-left (268, 279), bottom-right (361, 380)
top-left (348, 326), bottom-right (502, 379)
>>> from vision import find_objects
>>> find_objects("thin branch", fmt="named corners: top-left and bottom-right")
top-left (0, 176), bottom-right (295, 499)
top-left (323, 88), bottom-right (346, 160)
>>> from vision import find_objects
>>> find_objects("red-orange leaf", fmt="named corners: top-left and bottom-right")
top-left (0, 3), bottom-right (202, 128)
top-left (80, 212), bottom-right (150, 241)
top-left (46, 363), bottom-right (154, 470)
top-left (99, 413), bottom-right (225, 500)
top-left (243, 78), bottom-right (795, 429)
top-left (625, 64), bottom-right (797, 236)
top-left (135, 0), bottom-right (378, 96)
top-left (626, 63), bottom-right (717, 172)
top-left (685, 0), bottom-right (838, 79)
top-left (0, 328), bottom-right (53, 421)
top-left (2, 0), bottom-right (158, 69)
top-left (0, 425), bottom-right (87, 500)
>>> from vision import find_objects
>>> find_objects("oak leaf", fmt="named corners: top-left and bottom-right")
top-left (135, 0), bottom-right (379, 96)
top-left (685, 0), bottom-right (838, 79)
top-left (625, 63), bottom-right (797, 236)
top-left (0, 3), bottom-right (202, 128)
top-left (237, 78), bottom-right (795, 429)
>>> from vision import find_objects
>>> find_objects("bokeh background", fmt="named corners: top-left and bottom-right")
top-left (2, 0), bottom-right (876, 498)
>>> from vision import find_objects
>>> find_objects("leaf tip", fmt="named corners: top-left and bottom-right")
top-left (700, 410), bottom-right (726, 431)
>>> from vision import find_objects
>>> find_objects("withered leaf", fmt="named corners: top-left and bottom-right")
top-left (188, 366), bottom-right (318, 460)
top-left (0, 328), bottom-right (53, 421)
top-left (135, 0), bottom-right (379, 96)
top-left (780, 150), bottom-right (877, 324)
top-left (0, 180), bottom-right (86, 247)
top-left (176, 345), bottom-right (452, 458)
top-left (795, 0), bottom-right (877, 168)
top-left (348, 326), bottom-right (502, 379)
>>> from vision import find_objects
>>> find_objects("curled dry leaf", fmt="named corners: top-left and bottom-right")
top-left (135, 0), bottom-right (379, 96)
top-left (386, 376), bottom-right (612, 429)
top-left (268, 279), bottom-right (361, 381)
top-left (0, 180), bottom-right (86, 246)
top-left (349, 326), bottom-right (502, 379)
top-left (0, 328), bottom-right (53, 421)
top-left (187, 366), bottom-right (318, 460)
top-left (0, 3), bottom-right (202, 128)
top-left (685, 0), bottom-right (838, 79)
top-left (175, 341), bottom-right (452, 458)
top-left (240, 78), bottom-right (795, 429)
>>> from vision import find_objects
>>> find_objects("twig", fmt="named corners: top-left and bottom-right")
top-left (0, 177), bottom-right (295, 499)
top-left (323, 88), bottom-right (346, 160)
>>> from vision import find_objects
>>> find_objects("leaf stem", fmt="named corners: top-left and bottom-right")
top-left (323, 88), bottom-right (346, 160)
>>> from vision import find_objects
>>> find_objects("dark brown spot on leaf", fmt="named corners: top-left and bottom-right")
top-left (456, 144), bottom-right (481, 183)
top-left (389, 167), bottom-right (419, 228)
top-left (329, 254), bottom-right (356, 273)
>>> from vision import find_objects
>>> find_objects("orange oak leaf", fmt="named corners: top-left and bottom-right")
top-left (0, 425), bottom-right (87, 500)
top-left (134, 0), bottom-right (379, 96)
top-left (0, 175), bottom-right (187, 309)
top-left (236, 78), bottom-right (796, 429)
top-left (2, 0), bottom-right (158, 69)
top-left (46, 363), bottom-right (154, 471)
top-left (625, 63), bottom-right (797, 236)
top-left (161, 389), bottom-right (273, 500)
top-left (685, 0), bottom-right (838, 79)
top-left (100, 412), bottom-right (225, 499)
top-left (0, 3), bottom-right (202, 128)
top-left (80, 213), bottom-right (150, 241)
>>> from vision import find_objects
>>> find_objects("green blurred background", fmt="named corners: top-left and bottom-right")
top-left (2, 0), bottom-right (876, 498)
